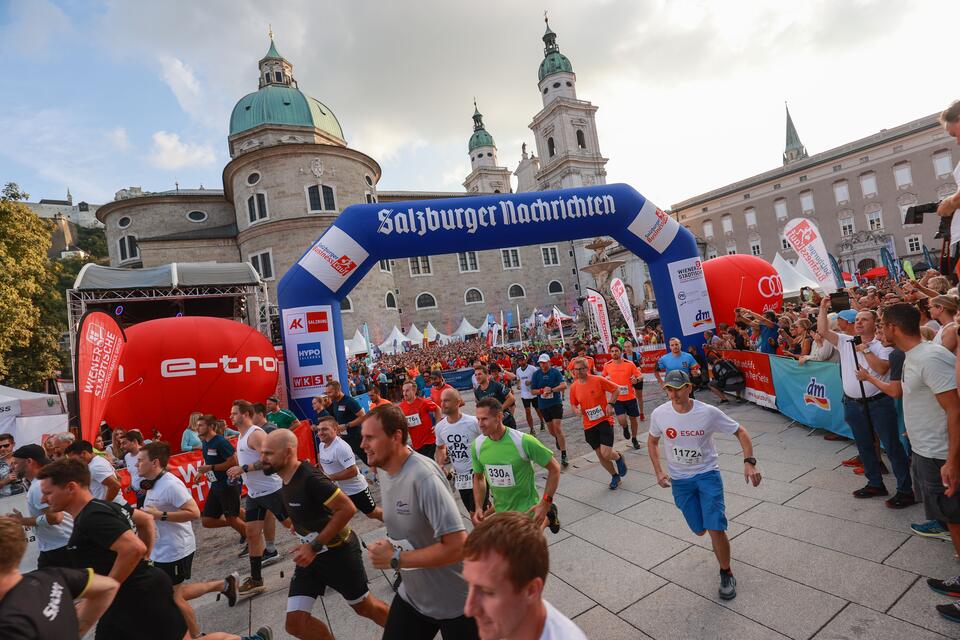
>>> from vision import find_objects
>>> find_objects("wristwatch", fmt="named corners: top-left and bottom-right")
top-left (743, 457), bottom-right (757, 466)
top-left (161, 512), bottom-right (168, 521)
top-left (241, 464), bottom-right (249, 473)
top-left (390, 547), bottom-right (402, 570)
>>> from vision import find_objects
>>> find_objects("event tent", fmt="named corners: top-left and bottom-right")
top-left (451, 317), bottom-right (479, 340)
top-left (773, 253), bottom-right (822, 297)
top-left (344, 329), bottom-right (369, 356)
top-left (405, 323), bottom-right (425, 344)
top-left (423, 322), bottom-right (448, 343)
top-left (0, 385), bottom-right (67, 446)
top-left (378, 326), bottom-right (410, 354)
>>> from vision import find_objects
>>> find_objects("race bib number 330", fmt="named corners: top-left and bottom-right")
top-left (485, 464), bottom-right (516, 487)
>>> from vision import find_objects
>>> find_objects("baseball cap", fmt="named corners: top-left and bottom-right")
top-left (430, 370), bottom-right (444, 379)
top-left (13, 444), bottom-right (48, 465)
top-left (537, 354), bottom-right (551, 363)
top-left (837, 310), bottom-right (857, 323)
top-left (663, 370), bottom-right (691, 389)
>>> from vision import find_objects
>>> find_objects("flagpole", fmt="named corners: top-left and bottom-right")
top-left (516, 303), bottom-right (523, 348)
top-left (555, 307), bottom-right (566, 348)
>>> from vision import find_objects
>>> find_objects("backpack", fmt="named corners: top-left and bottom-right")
top-left (473, 428), bottom-right (529, 462)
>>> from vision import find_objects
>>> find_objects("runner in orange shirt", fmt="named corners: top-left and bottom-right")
top-left (602, 344), bottom-right (643, 450)
top-left (367, 385), bottom-right (392, 409)
top-left (566, 345), bottom-right (595, 375)
top-left (568, 358), bottom-right (628, 489)
top-left (398, 382), bottom-right (441, 460)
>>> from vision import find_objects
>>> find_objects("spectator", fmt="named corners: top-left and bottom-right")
top-left (0, 434), bottom-right (24, 497)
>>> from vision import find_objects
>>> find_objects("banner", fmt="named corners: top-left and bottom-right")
top-left (585, 288), bottom-right (613, 351)
top-left (768, 356), bottom-right (851, 438)
top-left (639, 344), bottom-right (667, 377)
top-left (828, 254), bottom-right (846, 290)
top-left (667, 257), bottom-right (716, 335)
top-left (923, 245), bottom-right (934, 269)
top-left (902, 259), bottom-right (916, 281)
top-left (783, 218), bottom-right (838, 294)
top-left (880, 247), bottom-right (898, 281)
top-left (718, 350), bottom-right (776, 408)
top-left (282, 305), bottom-right (339, 400)
top-left (552, 306), bottom-right (567, 346)
top-left (610, 277), bottom-right (639, 344)
top-left (75, 311), bottom-right (127, 443)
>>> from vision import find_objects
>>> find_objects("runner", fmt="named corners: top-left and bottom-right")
top-left (196, 414), bottom-right (247, 542)
top-left (463, 512), bottom-right (587, 640)
top-left (6, 444), bottom-right (73, 569)
top-left (64, 440), bottom-right (126, 505)
top-left (259, 429), bottom-right (389, 639)
top-left (361, 404), bottom-right (480, 639)
top-left (566, 344), bottom-right (596, 375)
top-left (530, 354), bottom-right (569, 467)
top-left (399, 381), bottom-right (442, 460)
top-left (120, 431), bottom-right (144, 507)
top-left (368, 384), bottom-right (392, 409)
top-left (515, 353), bottom-right (546, 434)
top-left (473, 364), bottom-right (518, 430)
top-left (325, 380), bottom-right (367, 464)
top-left (252, 403), bottom-right (278, 433)
top-left (428, 370), bottom-right (453, 407)
top-left (226, 400), bottom-right (291, 597)
top-left (315, 416), bottom-right (382, 521)
top-left (647, 370), bottom-right (762, 600)
top-left (137, 441), bottom-right (239, 638)
top-left (622, 339), bottom-right (647, 421)
top-left (655, 337), bottom-right (701, 387)
top-left (569, 357), bottom-right (629, 489)
top-left (602, 344), bottom-right (644, 449)
top-left (265, 396), bottom-right (297, 429)
top-left (433, 387), bottom-right (487, 515)
top-left (470, 397), bottom-right (561, 533)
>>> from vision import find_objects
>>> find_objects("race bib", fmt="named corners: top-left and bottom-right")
top-left (541, 389), bottom-right (554, 400)
top-left (618, 386), bottom-right (630, 397)
top-left (523, 380), bottom-right (531, 390)
top-left (585, 406), bottom-right (605, 421)
top-left (454, 472), bottom-right (473, 490)
top-left (486, 464), bottom-right (516, 487)
top-left (406, 413), bottom-right (422, 427)
top-left (670, 446), bottom-right (704, 465)
top-left (204, 470), bottom-right (218, 483)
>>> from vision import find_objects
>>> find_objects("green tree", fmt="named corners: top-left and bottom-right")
top-left (75, 225), bottom-right (107, 259)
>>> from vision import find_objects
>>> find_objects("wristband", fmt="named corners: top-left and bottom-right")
top-left (37, 514), bottom-right (47, 527)
top-left (541, 494), bottom-right (553, 503)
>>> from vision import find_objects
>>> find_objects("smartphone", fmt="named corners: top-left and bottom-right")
top-left (829, 291), bottom-right (850, 312)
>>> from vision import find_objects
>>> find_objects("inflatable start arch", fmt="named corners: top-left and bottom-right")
top-left (277, 184), bottom-right (715, 418)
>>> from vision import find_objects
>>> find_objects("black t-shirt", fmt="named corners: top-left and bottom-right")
top-left (0, 567), bottom-right (92, 640)
top-left (474, 380), bottom-right (511, 410)
top-left (332, 394), bottom-right (363, 430)
top-left (68, 499), bottom-right (150, 580)
top-left (201, 434), bottom-right (235, 488)
top-left (282, 461), bottom-right (350, 546)
top-left (888, 348), bottom-right (905, 382)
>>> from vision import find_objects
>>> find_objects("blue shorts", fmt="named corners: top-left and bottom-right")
top-left (670, 469), bottom-right (727, 534)
top-left (613, 398), bottom-right (640, 417)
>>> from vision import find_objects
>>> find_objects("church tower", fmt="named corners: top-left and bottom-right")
top-left (783, 103), bottom-right (809, 165)
top-left (528, 18), bottom-right (608, 190)
top-left (463, 102), bottom-right (513, 194)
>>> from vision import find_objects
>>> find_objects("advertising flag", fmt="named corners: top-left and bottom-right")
top-left (75, 311), bottom-right (127, 443)
top-left (923, 245), bottom-right (934, 269)
top-left (827, 254), bottom-right (846, 290)
top-left (783, 218), bottom-right (838, 294)
top-left (902, 260), bottom-right (916, 281)
top-left (584, 288), bottom-right (613, 351)
top-left (552, 306), bottom-right (567, 346)
top-left (880, 247), bottom-right (898, 280)
top-left (610, 277), bottom-right (639, 344)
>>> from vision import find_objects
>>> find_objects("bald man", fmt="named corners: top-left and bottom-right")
top-left (433, 388), bottom-right (486, 515)
top-left (260, 429), bottom-right (388, 639)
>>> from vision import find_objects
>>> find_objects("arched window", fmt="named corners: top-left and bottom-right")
top-left (385, 292), bottom-right (397, 309)
top-left (508, 284), bottom-right (526, 299)
top-left (547, 137), bottom-right (556, 157)
top-left (416, 293), bottom-right (437, 310)
top-left (464, 288), bottom-right (484, 304)
top-left (548, 280), bottom-right (563, 295)
top-left (341, 296), bottom-right (353, 313)
top-left (576, 130), bottom-right (586, 150)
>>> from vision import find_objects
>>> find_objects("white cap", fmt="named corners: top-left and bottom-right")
top-left (537, 354), bottom-right (551, 363)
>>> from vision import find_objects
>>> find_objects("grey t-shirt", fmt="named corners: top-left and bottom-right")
top-left (902, 341), bottom-right (956, 460)
top-left (380, 448), bottom-right (468, 619)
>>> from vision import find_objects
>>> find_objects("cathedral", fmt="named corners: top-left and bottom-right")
top-left (95, 20), bottom-right (614, 344)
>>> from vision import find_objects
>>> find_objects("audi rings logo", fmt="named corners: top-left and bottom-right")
top-left (757, 275), bottom-right (783, 298)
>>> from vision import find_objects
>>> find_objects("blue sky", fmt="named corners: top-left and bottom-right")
top-left (1, 0), bottom-right (956, 208)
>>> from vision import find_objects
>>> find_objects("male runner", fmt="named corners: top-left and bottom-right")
top-left (252, 403), bottom-right (278, 433)
top-left (121, 431), bottom-right (144, 506)
top-left (367, 384), bottom-right (392, 409)
top-left (428, 370), bottom-right (454, 407)
top-left (569, 357), bottom-right (629, 489)
top-left (265, 396), bottom-right (297, 429)
top-left (602, 344), bottom-right (643, 449)
top-left (226, 400), bottom-right (291, 596)
top-left (361, 405), bottom-right (480, 639)
top-left (474, 364), bottom-right (518, 430)
top-left (398, 381), bottom-right (442, 459)
top-left (622, 339), bottom-right (647, 421)
top-left (515, 353), bottom-right (546, 434)
top-left (655, 337), bottom-right (701, 387)
top-left (434, 387), bottom-right (486, 515)
top-left (566, 344), bottom-right (596, 375)
top-left (530, 354), bottom-right (569, 467)
top-left (648, 370), bottom-right (762, 600)
top-left (470, 397), bottom-right (561, 533)
top-left (315, 416), bottom-right (382, 521)
top-left (260, 429), bottom-right (389, 640)
top-left (196, 414), bottom-right (247, 541)
top-left (325, 380), bottom-right (367, 464)
top-left (6, 445), bottom-right (73, 569)
top-left (65, 440), bottom-right (126, 505)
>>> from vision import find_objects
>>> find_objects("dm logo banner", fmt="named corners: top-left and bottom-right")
top-left (768, 356), bottom-right (851, 438)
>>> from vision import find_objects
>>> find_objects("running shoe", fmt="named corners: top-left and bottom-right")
top-left (719, 571), bottom-right (737, 600)
top-left (936, 601), bottom-right (960, 623)
top-left (238, 577), bottom-right (265, 597)
top-left (238, 543), bottom-right (249, 558)
top-left (546, 503), bottom-right (561, 534)
top-left (261, 548), bottom-right (280, 567)
top-left (560, 451), bottom-right (569, 468)
top-left (615, 455), bottom-right (627, 477)
top-left (622, 425), bottom-right (630, 440)
top-left (222, 571), bottom-right (239, 607)
top-left (540, 423), bottom-right (546, 432)
top-left (928, 576), bottom-right (960, 598)
top-left (911, 520), bottom-right (952, 540)
top-left (609, 474), bottom-right (621, 490)
top-left (632, 437), bottom-right (641, 450)
top-left (841, 455), bottom-right (861, 467)
top-left (852, 484), bottom-right (888, 498)
top-left (885, 491), bottom-right (916, 509)
top-left (245, 626), bottom-right (274, 640)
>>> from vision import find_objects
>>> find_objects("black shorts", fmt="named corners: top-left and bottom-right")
top-left (458, 487), bottom-right (490, 514)
top-left (382, 592), bottom-right (479, 640)
top-left (37, 546), bottom-right (74, 570)
top-left (502, 411), bottom-right (517, 430)
top-left (415, 443), bottom-right (437, 460)
top-left (203, 484), bottom-right (241, 519)
top-left (540, 404), bottom-right (563, 422)
top-left (521, 397), bottom-right (536, 408)
top-left (287, 532), bottom-right (369, 607)
top-left (633, 379), bottom-right (644, 391)
top-left (244, 489), bottom-right (289, 523)
top-left (97, 567), bottom-right (187, 640)
top-left (613, 398), bottom-right (640, 417)
top-left (584, 420), bottom-right (615, 450)
top-left (913, 452), bottom-right (960, 524)
top-left (343, 426), bottom-right (368, 465)
top-left (154, 552), bottom-right (194, 586)
top-left (348, 487), bottom-right (377, 515)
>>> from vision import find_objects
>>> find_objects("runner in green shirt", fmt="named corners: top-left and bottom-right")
top-left (265, 396), bottom-right (297, 429)
top-left (470, 397), bottom-right (561, 533)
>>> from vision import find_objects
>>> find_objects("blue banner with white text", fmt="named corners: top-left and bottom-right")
top-left (769, 355), bottom-right (852, 438)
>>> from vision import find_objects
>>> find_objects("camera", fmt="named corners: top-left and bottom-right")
top-left (852, 335), bottom-right (862, 346)
top-left (904, 202), bottom-right (951, 239)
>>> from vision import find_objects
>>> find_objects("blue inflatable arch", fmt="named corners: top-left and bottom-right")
top-left (277, 184), bottom-right (716, 418)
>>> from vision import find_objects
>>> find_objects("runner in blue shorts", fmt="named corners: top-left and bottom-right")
top-left (647, 370), bottom-right (762, 601)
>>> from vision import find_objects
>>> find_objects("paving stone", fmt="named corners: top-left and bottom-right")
top-left (653, 545), bottom-right (846, 640)
top-left (565, 511), bottom-right (690, 569)
top-left (733, 501), bottom-right (910, 562)
top-left (619, 583), bottom-right (791, 640)
top-left (571, 460), bottom-right (660, 493)
top-left (618, 495), bottom-right (750, 548)
top-left (554, 471), bottom-right (647, 513)
top-left (753, 443), bottom-right (857, 469)
top-left (639, 479), bottom-right (762, 519)
top-left (716, 452), bottom-right (814, 483)
top-left (322, 575), bottom-right (397, 639)
top-left (731, 528), bottom-right (916, 610)
top-left (542, 573), bottom-right (596, 619)
top-left (548, 536), bottom-right (665, 612)
top-left (716, 468), bottom-right (805, 505)
top-left (812, 602), bottom-right (952, 640)
top-left (572, 605), bottom-right (653, 640)
top-left (884, 535), bottom-right (960, 579)
top-left (887, 578), bottom-right (960, 638)
top-left (552, 492), bottom-right (601, 526)
top-left (784, 486), bottom-right (925, 532)
top-left (790, 466), bottom-right (870, 494)
top-left (546, 527), bottom-right (573, 546)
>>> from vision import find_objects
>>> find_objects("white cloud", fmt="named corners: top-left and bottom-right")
top-left (105, 127), bottom-right (132, 152)
top-left (147, 131), bottom-right (216, 170)
top-left (157, 55), bottom-right (223, 129)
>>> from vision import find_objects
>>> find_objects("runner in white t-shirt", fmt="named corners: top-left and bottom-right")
top-left (65, 441), bottom-right (127, 505)
top-left (137, 441), bottom-right (238, 639)
top-left (315, 415), bottom-right (382, 521)
top-left (463, 511), bottom-right (587, 640)
top-left (515, 354), bottom-right (546, 434)
top-left (648, 370), bottom-right (762, 602)
top-left (433, 387), bottom-right (486, 515)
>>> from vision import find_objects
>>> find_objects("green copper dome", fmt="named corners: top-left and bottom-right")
top-left (538, 21), bottom-right (573, 82)
top-left (468, 104), bottom-right (495, 152)
top-left (229, 85), bottom-right (345, 140)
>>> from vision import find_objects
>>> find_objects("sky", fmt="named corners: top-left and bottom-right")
top-left (0, 0), bottom-right (955, 210)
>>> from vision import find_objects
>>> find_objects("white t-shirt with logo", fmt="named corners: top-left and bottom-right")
top-left (516, 365), bottom-right (538, 400)
top-left (540, 599), bottom-right (587, 640)
top-left (87, 455), bottom-right (127, 505)
top-left (317, 436), bottom-right (368, 495)
top-left (143, 472), bottom-right (197, 563)
top-left (648, 400), bottom-right (740, 479)
top-left (434, 413), bottom-right (481, 489)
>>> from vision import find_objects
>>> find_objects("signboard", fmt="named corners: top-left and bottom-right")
top-left (585, 288), bottom-right (613, 351)
top-left (783, 218), bottom-right (838, 294)
top-left (719, 350), bottom-right (776, 408)
top-left (627, 198), bottom-right (680, 253)
top-left (610, 277), bottom-right (639, 344)
top-left (667, 257), bottom-right (716, 336)
top-left (282, 305), bottom-right (340, 400)
top-left (768, 356), bottom-right (851, 438)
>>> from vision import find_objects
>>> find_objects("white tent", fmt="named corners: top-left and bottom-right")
top-left (773, 253), bottom-right (822, 298)
top-left (451, 316), bottom-right (479, 340)
top-left (378, 326), bottom-right (410, 354)
top-left (405, 323), bottom-right (425, 344)
top-left (0, 385), bottom-right (67, 446)
top-left (423, 322), bottom-right (449, 343)
top-left (344, 328), bottom-right (369, 356)
top-left (550, 306), bottom-right (573, 322)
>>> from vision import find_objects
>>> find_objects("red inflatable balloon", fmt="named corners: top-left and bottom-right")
top-left (104, 317), bottom-right (279, 451)
top-left (701, 254), bottom-right (783, 327)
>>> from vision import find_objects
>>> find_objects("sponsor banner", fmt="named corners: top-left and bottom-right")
top-left (768, 356), bottom-right (851, 438)
top-left (639, 344), bottom-right (667, 376)
top-left (719, 350), bottom-right (776, 409)
top-left (667, 257), bottom-right (716, 336)
top-left (585, 288), bottom-right (613, 351)
top-left (283, 305), bottom-right (339, 400)
top-left (298, 226), bottom-right (368, 293)
top-left (783, 218), bottom-right (838, 294)
top-left (610, 277), bottom-right (639, 344)
top-left (76, 311), bottom-right (126, 443)
top-left (827, 254), bottom-right (846, 290)
top-left (627, 198), bottom-right (679, 254)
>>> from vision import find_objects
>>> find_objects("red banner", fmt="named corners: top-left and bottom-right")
top-left (76, 311), bottom-right (126, 443)
top-left (719, 350), bottom-right (776, 408)
top-left (639, 344), bottom-right (667, 375)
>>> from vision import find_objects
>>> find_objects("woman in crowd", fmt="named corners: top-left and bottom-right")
top-left (181, 412), bottom-right (204, 452)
